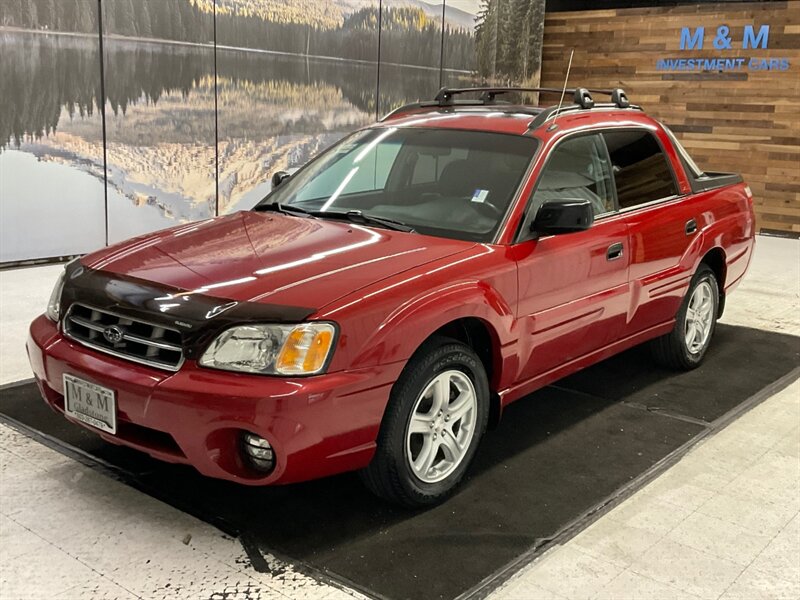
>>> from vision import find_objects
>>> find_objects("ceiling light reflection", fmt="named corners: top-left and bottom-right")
top-left (320, 167), bottom-right (359, 211)
top-left (354, 128), bottom-right (397, 163)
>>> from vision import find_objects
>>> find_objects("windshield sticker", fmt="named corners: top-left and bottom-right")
top-left (471, 189), bottom-right (490, 203)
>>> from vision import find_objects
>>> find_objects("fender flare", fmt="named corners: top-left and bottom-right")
top-left (350, 280), bottom-right (516, 382)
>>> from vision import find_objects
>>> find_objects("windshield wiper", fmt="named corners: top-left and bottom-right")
top-left (253, 202), bottom-right (313, 218)
top-left (255, 203), bottom-right (414, 233)
top-left (309, 209), bottom-right (415, 233)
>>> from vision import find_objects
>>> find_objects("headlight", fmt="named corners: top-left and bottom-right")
top-left (46, 270), bottom-right (66, 322)
top-left (199, 323), bottom-right (336, 375)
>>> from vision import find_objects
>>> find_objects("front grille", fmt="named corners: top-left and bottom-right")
top-left (63, 304), bottom-right (184, 371)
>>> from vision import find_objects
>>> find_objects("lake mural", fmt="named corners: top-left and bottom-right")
top-left (0, 0), bottom-right (544, 264)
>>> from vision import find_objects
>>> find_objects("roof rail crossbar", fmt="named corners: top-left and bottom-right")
top-left (434, 86), bottom-right (608, 106)
top-left (611, 88), bottom-right (630, 108)
top-left (574, 87), bottom-right (594, 109)
top-left (571, 87), bottom-right (635, 109)
top-left (527, 102), bottom-right (643, 130)
top-left (571, 87), bottom-right (631, 108)
top-left (380, 86), bottom-right (638, 124)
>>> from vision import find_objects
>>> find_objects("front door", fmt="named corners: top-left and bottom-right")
top-left (513, 133), bottom-right (630, 383)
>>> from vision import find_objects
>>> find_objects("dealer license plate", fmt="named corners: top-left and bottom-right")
top-left (63, 374), bottom-right (117, 434)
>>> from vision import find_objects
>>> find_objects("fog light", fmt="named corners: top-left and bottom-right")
top-left (242, 432), bottom-right (275, 473)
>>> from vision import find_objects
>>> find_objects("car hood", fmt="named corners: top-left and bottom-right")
top-left (82, 211), bottom-right (474, 311)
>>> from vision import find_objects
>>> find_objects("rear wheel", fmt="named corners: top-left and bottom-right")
top-left (360, 337), bottom-right (489, 507)
top-left (651, 264), bottom-right (719, 370)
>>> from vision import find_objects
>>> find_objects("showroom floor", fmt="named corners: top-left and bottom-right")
top-left (0, 235), bottom-right (798, 600)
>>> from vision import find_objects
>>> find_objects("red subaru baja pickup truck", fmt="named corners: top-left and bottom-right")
top-left (28, 87), bottom-right (755, 506)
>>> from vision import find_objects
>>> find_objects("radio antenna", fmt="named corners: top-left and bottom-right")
top-left (550, 48), bottom-right (574, 130)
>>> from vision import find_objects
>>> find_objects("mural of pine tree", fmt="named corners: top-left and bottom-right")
top-left (475, 0), bottom-right (545, 83)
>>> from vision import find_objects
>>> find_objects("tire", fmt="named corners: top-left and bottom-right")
top-left (360, 336), bottom-right (490, 507)
top-left (651, 264), bottom-right (719, 370)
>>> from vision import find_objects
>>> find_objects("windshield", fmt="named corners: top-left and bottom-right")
top-left (257, 127), bottom-right (539, 242)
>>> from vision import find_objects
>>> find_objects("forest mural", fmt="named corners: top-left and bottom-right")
top-left (0, 0), bottom-right (545, 263)
top-left (475, 0), bottom-right (544, 82)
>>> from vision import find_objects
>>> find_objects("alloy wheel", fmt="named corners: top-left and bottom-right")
top-left (405, 369), bottom-right (478, 484)
top-left (685, 280), bottom-right (715, 354)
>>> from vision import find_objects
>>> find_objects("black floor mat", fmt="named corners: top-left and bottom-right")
top-left (1, 324), bottom-right (798, 600)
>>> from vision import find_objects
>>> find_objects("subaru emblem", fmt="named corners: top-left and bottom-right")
top-left (103, 325), bottom-right (125, 344)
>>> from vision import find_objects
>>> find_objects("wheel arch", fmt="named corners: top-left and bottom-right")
top-left (336, 280), bottom-right (516, 429)
top-left (429, 317), bottom-right (504, 429)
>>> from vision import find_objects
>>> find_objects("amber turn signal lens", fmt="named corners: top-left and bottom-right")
top-left (276, 324), bottom-right (335, 374)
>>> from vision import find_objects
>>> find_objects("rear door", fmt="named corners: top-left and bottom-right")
top-left (601, 128), bottom-right (698, 334)
top-left (513, 133), bottom-right (630, 382)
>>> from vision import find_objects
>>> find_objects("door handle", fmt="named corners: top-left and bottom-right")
top-left (607, 242), bottom-right (624, 261)
top-left (685, 219), bottom-right (698, 235)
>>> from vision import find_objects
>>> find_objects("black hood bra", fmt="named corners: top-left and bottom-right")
top-left (60, 263), bottom-right (315, 361)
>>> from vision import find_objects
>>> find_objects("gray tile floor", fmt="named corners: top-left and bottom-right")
top-left (0, 425), bottom-right (357, 600)
top-left (1, 235), bottom-right (798, 599)
top-left (495, 381), bottom-right (799, 600)
top-left (493, 235), bottom-right (800, 600)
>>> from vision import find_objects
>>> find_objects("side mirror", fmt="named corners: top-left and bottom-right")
top-left (271, 171), bottom-right (291, 189)
top-left (532, 199), bottom-right (594, 235)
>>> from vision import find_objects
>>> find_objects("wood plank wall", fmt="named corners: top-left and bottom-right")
top-left (540, 1), bottom-right (800, 234)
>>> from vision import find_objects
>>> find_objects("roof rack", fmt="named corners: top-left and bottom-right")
top-left (433, 86), bottom-right (620, 106)
top-left (527, 87), bottom-right (642, 129)
top-left (379, 86), bottom-right (641, 127)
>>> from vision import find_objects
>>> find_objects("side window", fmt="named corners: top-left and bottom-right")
top-left (526, 133), bottom-right (615, 226)
top-left (602, 130), bottom-right (679, 209)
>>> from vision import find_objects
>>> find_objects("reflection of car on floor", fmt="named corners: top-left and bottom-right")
top-left (28, 86), bottom-right (755, 506)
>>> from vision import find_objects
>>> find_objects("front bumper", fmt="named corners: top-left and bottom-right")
top-left (27, 315), bottom-right (402, 485)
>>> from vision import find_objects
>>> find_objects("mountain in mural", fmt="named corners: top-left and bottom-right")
top-left (0, 1), bottom-right (475, 69)
top-left (0, 0), bottom-right (511, 263)
top-left (347, 1), bottom-right (476, 31)
top-left (200, 0), bottom-right (345, 28)
top-left (200, 0), bottom-right (476, 31)
top-left (391, 1), bottom-right (476, 31)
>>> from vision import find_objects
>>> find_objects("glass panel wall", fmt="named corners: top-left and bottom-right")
top-left (0, 0), bottom-right (106, 262)
top-left (102, 0), bottom-right (217, 243)
top-left (377, 0), bottom-right (443, 118)
top-left (0, 0), bottom-right (544, 264)
top-left (215, 0), bottom-right (379, 214)
top-left (443, 0), bottom-right (544, 88)
top-left (442, 0), bottom-right (478, 89)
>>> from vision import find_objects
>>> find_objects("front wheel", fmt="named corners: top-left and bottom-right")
top-left (651, 264), bottom-right (719, 370)
top-left (360, 337), bottom-right (489, 507)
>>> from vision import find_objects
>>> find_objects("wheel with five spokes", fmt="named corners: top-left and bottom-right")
top-left (406, 369), bottom-right (478, 484)
top-left (361, 337), bottom-right (490, 507)
top-left (651, 263), bottom-right (719, 370)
